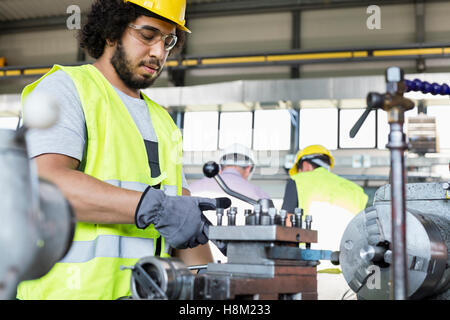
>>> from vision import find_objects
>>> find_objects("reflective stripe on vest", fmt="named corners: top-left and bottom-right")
top-left (104, 180), bottom-right (177, 196)
top-left (105, 180), bottom-right (149, 192)
top-left (60, 234), bottom-right (155, 263)
top-left (18, 64), bottom-right (183, 300)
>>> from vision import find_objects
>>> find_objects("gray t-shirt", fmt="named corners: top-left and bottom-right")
top-left (26, 70), bottom-right (189, 190)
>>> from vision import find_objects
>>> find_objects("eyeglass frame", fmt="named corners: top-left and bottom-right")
top-left (127, 23), bottom-right (178, 51)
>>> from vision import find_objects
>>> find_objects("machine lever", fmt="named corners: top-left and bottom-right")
top-left (349, 92), bottom-right (384, 138)
top-left (203, 161), bottom-right (259, 206)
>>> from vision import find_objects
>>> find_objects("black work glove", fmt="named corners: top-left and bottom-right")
top-left (135, 187), bottom-right (231, 249)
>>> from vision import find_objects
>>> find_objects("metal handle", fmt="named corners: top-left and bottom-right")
top-left (203, 161), bottom-right (258, 206)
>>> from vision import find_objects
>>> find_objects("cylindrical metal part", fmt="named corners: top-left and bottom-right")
top-left (304, 215), bottom-right (313, 248)
top-left (244, 209), bottom-right (252, 225)
top-left (260, 214), bottom-right (271, 225)
top-left (279, 209), bottom-right (287, 226)
top-left (254, 203), bottom-right (261, 225)
top-left (0, 130), bottom-right (75, 299)
top-left (130, 257), bottom-right (194, 300)
top-left (359, 245), bottom-right (387, 264)
top-left (340, 202), bottom-right (450, 300)
top-left (31, 179), bottom-right (75, 279)
top-left (227, 207), bottom-right (237, 226)
top-left (305, 215), bottom-right (312, 230)
top-left (290, 214), bottom-right (296, 228)
top-left (268, 207), bottom-right (276, 225)
top-left (294, 207), bottom-right (303, 228)
top-left (259, 198), bottom-right (271, 215)
top-left (216, 208), bottom-right (224, 226)
top-left (387, 121), bottom-right (409, 300)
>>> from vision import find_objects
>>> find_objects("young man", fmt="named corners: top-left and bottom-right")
top-left (17, 0), bottom-right (226, 300)
top-left (282, 144), bottom-right (368, 299)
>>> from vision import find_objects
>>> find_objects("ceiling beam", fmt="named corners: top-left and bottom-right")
top-left (1, 0), bottom-right (449, 33)
top-left (186, 0), bottom-right (449, 17)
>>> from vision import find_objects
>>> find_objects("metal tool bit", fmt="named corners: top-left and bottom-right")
top-left (253, 203), bottom-right (261, 225)
top-left (216, 208), bottom-right (224, 226)
top-left (268, 207), bottom-right (277, 225)
top-left (305, 215), bottom-right (312, 230)
top-left (279, 209), bottom-right (287, 226)
top-left (294, 207), bottom-right (303, 228)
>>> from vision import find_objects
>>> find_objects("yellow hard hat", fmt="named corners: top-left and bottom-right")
top-left (289, 144), bottom-right (335, 176)
top-left (124, 0), bottom-right (191, 33)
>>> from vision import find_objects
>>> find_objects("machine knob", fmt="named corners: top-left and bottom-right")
top-left (386, 66), bottom-right (404, 82)
top-left (331, 251), bottom-right (340, 266)
top-left (443, 182), bottom-right (450, 190)
top-left (366, 92), bottom-right (385, 110)
top-left (203, 161), bottom-right (220, 178)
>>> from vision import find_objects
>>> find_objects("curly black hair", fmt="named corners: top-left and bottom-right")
top-left (78, 0), bottom-right (186, 59)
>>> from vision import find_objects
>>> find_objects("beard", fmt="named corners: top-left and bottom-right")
top-left (110, 40), bottom-right (162, 90)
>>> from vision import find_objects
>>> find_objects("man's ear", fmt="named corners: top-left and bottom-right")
top-left (106, 39), bottom-right (116, 47)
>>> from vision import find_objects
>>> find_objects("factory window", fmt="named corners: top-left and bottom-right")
top-left (219, 112), bottom-right (253, 149)
top-left (377, 110), bottom-right (389, 150)
top-left (183, 112), bottom-right (219, 151)
top-left (0, 117), bottom-right (19, 130)
top-left (339, 109), bottom-right (376, 148)
top-left (253, 110), bottom-right (291, 150)
top-left (299, 108), bottom-right (337, 150)
top-left (427, 106), bottom-right (450, 150)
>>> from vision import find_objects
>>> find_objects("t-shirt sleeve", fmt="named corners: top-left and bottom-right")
top-left (25, 70), bottom-right (86, 162)
top-left (181, 168), bottom-right (189, 191)
top-left (281, 179), bottom-right (298, 213)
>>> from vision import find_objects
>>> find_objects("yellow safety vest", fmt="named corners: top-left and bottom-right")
top-left (291, 167), bottom-right (368, 273)
top-left (291, 167), bottom-right (367, 216)
top-left (17, 64), bottom-right (183, 300)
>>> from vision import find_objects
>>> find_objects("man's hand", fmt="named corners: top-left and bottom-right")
top-left (135, 187), bottom-right (231, 249)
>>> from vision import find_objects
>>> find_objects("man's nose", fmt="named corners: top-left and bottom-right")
top-left (149, 38), bottom-right (166, 60)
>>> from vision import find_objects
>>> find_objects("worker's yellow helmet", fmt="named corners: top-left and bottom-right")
top-left (289, 144), bottom-right (335, 176)
top-left (124, 0), bottom-right (191, 33)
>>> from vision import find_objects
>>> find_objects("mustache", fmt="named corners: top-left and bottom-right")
top-left (138, 59), bottom-right (161, 69)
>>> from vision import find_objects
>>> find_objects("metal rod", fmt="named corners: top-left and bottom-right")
top-left (187, 264), bottom-right (208, 270)
top-left (213, 174), bottom-right (258, 205)
top-left (387, 121), bottom-right (409, 300)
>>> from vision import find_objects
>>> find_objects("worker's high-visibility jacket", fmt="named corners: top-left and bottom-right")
top-left (291, 167), bottom-right (368, 272)
top-left (17, 64), bottom-right (183, 300)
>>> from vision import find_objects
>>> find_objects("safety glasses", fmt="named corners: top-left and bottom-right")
top-left (128, 24), bottom-right (178, 51)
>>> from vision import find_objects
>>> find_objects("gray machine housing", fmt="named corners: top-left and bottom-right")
top-left (0, 129), bottom-right (75, 299)
top-left (339, 182), bottom-right (450, 300)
